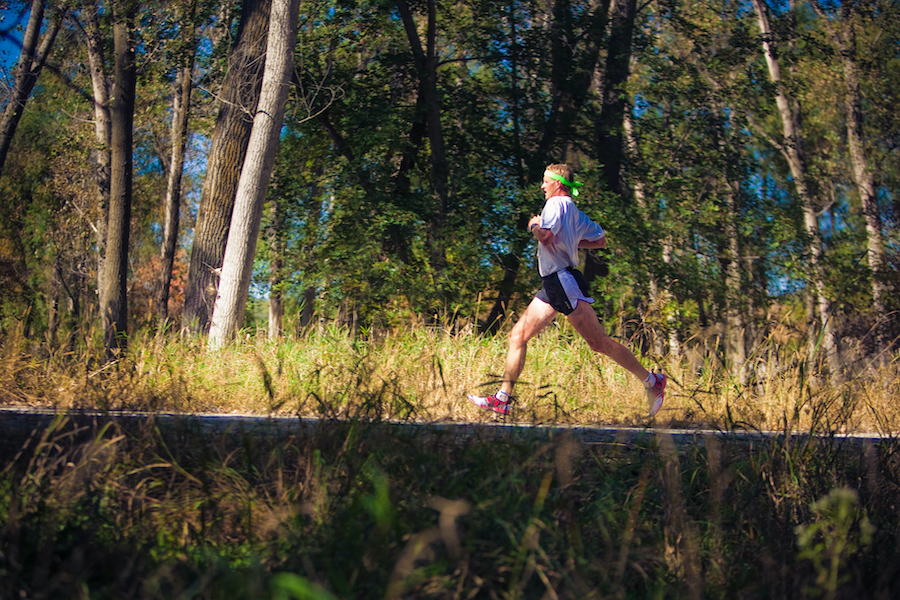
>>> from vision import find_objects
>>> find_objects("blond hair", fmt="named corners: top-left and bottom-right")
top-left (546, 163), bottom-right (575, 194)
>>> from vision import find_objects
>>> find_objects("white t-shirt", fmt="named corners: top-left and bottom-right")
top-left (537, 195), bottom-right (605, 277)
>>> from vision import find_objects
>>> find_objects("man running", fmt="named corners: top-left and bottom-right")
top-left (468, 163), bottom-right (666, 416)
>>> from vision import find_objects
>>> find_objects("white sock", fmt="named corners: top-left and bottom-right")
top-left (643, 373), bottom-right (656, 387)
top-left (496, 390), bottom-right (510, 402)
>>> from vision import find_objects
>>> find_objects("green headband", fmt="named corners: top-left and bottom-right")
top-left (544, 170), bottom-right (584, 197)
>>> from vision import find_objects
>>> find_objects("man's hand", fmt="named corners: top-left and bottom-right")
top-left (529, 215), bottom-right (554, 246)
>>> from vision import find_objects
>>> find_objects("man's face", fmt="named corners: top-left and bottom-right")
top-left (541, 174), bottom-right (562, 199)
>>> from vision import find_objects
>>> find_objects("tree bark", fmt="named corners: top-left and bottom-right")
top-left (817, 2), bottom-right (891, 352)
top-left (99, 0), bottom-right (137, 354)
top-left (752, 0), bottom-right (840, 379)
top-left (209, 0), bottom-right (299, 348)
top-left (157, 67), bottom-right (192, 324)
top-left (721, 167), bottom-right (747, 384)
top-left (182, 0), bottom-right (271, 334)
top-left (595, 0), bottom-right (636, 196)
top-left (624, 109), bottom-right (672, 358)
top-left (267, 196), bottom-right (285, 339)
top-left (0, 0), bottom-right (61, 175)
top-left (157, 4), bottom-right (198, 325)
top-left (395, 0), bottom-right (450, 286)
top-left (82, 3), bottom-right (112, 303)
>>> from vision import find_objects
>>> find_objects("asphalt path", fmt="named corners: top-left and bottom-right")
top-left (0, 406), bottom-right (892, 456)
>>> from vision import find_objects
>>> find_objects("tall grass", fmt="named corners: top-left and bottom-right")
top-left (1, 399), bottom-right (899, 598)
top-left (2, 318), bottom-right (898, 435)
top-left (1, 320), bottom-right (900, 597)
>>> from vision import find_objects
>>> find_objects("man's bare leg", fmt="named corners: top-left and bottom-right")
top-left (569, 301), bottom-right (666, 415)
top-left (498, 298), bottom-right (558, 397)
top-left (566, 300), bottom-right (650, 382)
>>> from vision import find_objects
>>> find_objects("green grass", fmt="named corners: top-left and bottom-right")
top-left (1, 323), bottom-right (899, 598)
top-left (1, 408), bottom-right (898, 598)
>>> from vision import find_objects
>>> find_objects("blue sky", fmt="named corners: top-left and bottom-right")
top-left (0, 3), bottom-right (29, 76)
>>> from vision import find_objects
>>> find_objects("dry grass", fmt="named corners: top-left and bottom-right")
top-left (2, 320), bottom-right (900, 599)
top-left (1, 318), bottom-right (898, 436)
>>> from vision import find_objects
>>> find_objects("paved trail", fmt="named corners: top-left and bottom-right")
top-left (0, 406), bottom-right (889, 457)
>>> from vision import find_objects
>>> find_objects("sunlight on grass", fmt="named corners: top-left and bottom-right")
top-left (1, 318), bottom-right (897, 434)
top-left (1, 323), bottom-right (900, 598)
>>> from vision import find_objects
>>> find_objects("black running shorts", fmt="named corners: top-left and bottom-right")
top-left (535, 267), bottom-right (593, 315)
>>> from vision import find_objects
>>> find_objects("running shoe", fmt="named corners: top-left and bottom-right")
top-left (467, 393), bottom-right (511, 415)
top-left (646, 373), bottom-right (667, 417)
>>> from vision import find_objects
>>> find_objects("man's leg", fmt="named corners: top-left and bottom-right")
top-left (567, 300), bottom-right (666, 415)
top-left (497, 298), bottom-right (558, 396)
top-left (566, 300), bottom-right (649, 381)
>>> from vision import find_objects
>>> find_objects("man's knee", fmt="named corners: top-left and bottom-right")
top-left (508, 325), bottom-right (528, 348)
top-left (586, 332), bottom-right (613, 355)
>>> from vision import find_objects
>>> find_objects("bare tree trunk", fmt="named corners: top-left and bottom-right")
top-left (662, 239), bottom-right (681, 358)
top-left (297, 170), bottom-right (324, 337)
top-left (713, 103), bottom-right (749, 384)
top-left (752, 0), bottom-right (840, 380)
top-left (595, 0), bottom-right (636, 196)
top-left (0, 0), bottom-right (61, 175)
top-left (299, 287), bottom-right (315, 333)
top-left (395, 0), bottom-right (450, 285)
top-left (82, 4), bottom-right (112, 302)
top-left (814, 2), bottom-right (891, 353)
top-left (721, 176), bottom-right (747, 384)
top-left (624, 109), bottom-right (668, 358)
top-left (47, 261), bottom-right (61, 347)
top-left (182, 0), bottom-right (271, 334)
top-left (157, 27), bottom-right (196, 325)
top-left (209, 0), bottom-right (298, 348)
top-left (267, 197), bottom-right (285, 339)
top-left (268, 272), bottom-right (283, 338)
top-left (99, 1), bottom-right (137, 355)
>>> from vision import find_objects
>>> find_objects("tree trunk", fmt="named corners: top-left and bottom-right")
top-left (623, 109), bottom-right (670, 358)
top-left (209, 0), bottom-right (299, 348)
top-left (484, 0), bottom-right (611, 330)
top-left (721, 175), bottom-right (747, 384)
top-left (182, 0), bottom-right (271, 334)
top-left (299, 287), bottom-right (315, 333)
top-left (662, 239), bottom-right (681, 358)
top-left (0, 0), bottom-right (61, 175)
top-left (83, 4), bottom-right (112, 304)
top-left (827, 4), bottom-right (891, 352)
top-left (157, 2), bottom-right (198, 325)
top-left (267, 196), bottom-right (286, 339)
top-left (47, 260), bottom-right (61, 347)
top-left (268, 270), bottom-right (284, 339)
top-left (595, 0), bottom-right (636, 196)
top-left (396, 0), bottom-right (450, 285)
top-left (157, 65), bottom-right (194, 325)
top-left (752, 0), bottom-right (840, 380)
top-left (99, 1), bottom-right (137, 354)
top-left (713, 103), bottom-right (748, 384)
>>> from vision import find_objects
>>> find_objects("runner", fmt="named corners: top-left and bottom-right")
top-left (468, 163), bottom-right (666, 416)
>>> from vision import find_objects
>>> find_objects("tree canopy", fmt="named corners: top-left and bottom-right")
top-left (0, 0), bottom-right (897, 372)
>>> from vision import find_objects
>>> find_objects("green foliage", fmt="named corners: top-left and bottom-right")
top-left (1, 406), bottom-right (899, 598)
top-left (795, 488), bottom-right (875, 598)
top-left (0, 0), bottom-right (898, 375)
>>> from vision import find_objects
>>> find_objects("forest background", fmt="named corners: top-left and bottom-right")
top-left (3, 1), bottom-right (900, 597)
top-left (0, 0), bottom-right (898, 424)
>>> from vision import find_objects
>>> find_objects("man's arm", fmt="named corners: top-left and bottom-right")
top-left (578, 235), bottom-right (606, 249)
top-left (528, 215), bottom-right (554, 245)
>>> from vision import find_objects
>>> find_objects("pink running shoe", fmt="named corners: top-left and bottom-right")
top-left (646, 373), bottom-right (666, 416)
top-left (467, 393), bottom-right (511, 415)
